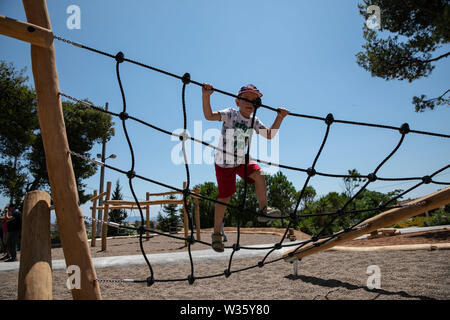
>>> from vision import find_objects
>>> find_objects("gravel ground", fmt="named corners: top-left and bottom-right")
top-left (0, 229), bottom-right (448, 300)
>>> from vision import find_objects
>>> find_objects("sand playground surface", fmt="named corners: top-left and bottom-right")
top-left (0, 227), bottom-right (449, 300)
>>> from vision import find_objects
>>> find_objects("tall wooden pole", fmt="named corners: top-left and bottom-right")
top-left (183, 182), bottom-right (189, 246)
top-left (146, 192), bottom-right (150, 240)
top-left (194, 187), bottom-right (201, 241)
top-left (18, 191), bottom-right (52, 300)
top-left (97, 103), bottom-right (109, 237)
top-left (101, 181), bottom-right (112, 251)
top-left (283, 187), bottom-right (450, 262)
top-left (22, 0), bottom-right (101, 299)
top-left (91, 190), bottom-right (98, 247)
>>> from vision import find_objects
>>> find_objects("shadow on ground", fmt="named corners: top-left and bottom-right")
top-left (284, 274), bottom-right (435, 300)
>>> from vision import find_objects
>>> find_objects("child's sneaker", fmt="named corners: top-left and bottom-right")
top-left (257, 206), bottom-right (281, 223)
top-left (211, 232), bottom-right (225, 252)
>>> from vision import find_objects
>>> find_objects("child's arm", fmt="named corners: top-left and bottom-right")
top-left (259, 107), bottom-right (289, 140)
top-left (202, 83), bottom-right (221, 121)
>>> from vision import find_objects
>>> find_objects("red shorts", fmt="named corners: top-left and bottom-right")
top-left (215, 161), bottom-right (261, 198)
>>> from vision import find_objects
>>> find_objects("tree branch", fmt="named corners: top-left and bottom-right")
top-left (423, 51), bottom-right (450, 63)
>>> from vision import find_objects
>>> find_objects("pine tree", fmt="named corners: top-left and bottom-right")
top-left (157, 195), bottom-right (182, 232)
top-left (108, 179), bottom-right (128, 236)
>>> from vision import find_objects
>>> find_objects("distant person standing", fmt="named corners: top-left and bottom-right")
top-left (4, 204), bottom-right (21, 262)
top-left (0, 208), bottom-right (6, 254)
top-left (0, 207), bottom-right (9, 260)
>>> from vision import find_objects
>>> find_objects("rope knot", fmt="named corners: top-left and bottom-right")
top-left (252, 97), bottom-right (262, 109)
top-left (422, 175), bottom-right (431, 184)
top-left (119, 112), bottom-right (129, 121)
top-left (187, 234), bottom-right (195, 244)
top-left (187, 274), bottom-right (195, 285)
top-left (232, 243), bottom-right (240, 251)
top-left (127, 170), bottom-right (136, 179)
top-left (307, 167), bottom-right (316, 177)
top-left (146, 276), bottom-right (154, 287)
top-left (179, 130), bottom-right (190, 141)
top-left (399, 123), bottom-right (410, 135)
top-left (367, 173), bottom-right (377, 182)
top-left (325, 113), bottom-right (334, 125)
top-left (274, 243), bottom-right (282, 250)
top-left (115, 51), bottom-right (125, 63)
top-left (182, 73), bottom-right (191, 85)
top-left (182, 188), bottom-right (190, 198)
top-left (224, 269), bottom-right (231, 278)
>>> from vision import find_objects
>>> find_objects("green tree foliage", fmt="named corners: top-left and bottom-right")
top-left (187, 170), bottom-right (406, 236)
top-left (297, 172), bottom-right (403, 236)
top-left (107, 179), bottom-right (128, 236)
top-left (157, 194), bottom-right (182, 232)
top-left (0, 61), bottom-right (38, 206)
top-left (343, 169), bottom-right (366, 198)
top-left (28, 100), bottom-right (114, 203)
top-left (265, 171), bottom-right (299, 228)
top-left (356, 0), bottom-right (449, 112)
top-left (0, 60), bottom-right (114, 206)
top-left (194, 182), bottom-right (218, 228)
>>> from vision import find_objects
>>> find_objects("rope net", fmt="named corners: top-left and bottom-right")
top-left (54, 35), bottom-right (450, 286)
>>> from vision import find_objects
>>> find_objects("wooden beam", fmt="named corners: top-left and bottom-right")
top-left (148, 191), bottom-right (182, 197)
top-left (101, 181), bottom-right (112, 251)
top-left (283, 187), bottom-right (450, 262)
top-left (0, 14), bottom-right (53, 48)
top-left (22, 0), bottom-right (101, 300)
top-left (91, 206), bottom-right (153, 210)
top-left (18, 191), bottom-right (52, 300)
top-left (147, 190), bottom-right (202, 198)
top-left (104, 199), bottom-right (185, 206)
top-left (89, 191), bottom-right (107, 203)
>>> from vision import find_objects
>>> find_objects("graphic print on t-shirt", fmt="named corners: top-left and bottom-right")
top-left (214, 108), bottom-right (265, 168)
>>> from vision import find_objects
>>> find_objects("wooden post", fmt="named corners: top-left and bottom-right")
top-left (194, 187), bottom-right (201, 241)
top-left (91, 190), bottom-right (98, 247)
top-left (283, 187), bottom-right (450, 262)
top-left (146, 192), bottom-right (150, 240)
top-left (183, 182), bottom-right (189, 246)
top-left (18, 191), bottom-right (52, 300)
top-left (101, 181), bottom-right (112, 251)
top-left (21, 0), bottom-right (101, 299)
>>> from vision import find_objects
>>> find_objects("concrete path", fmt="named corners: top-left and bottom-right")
top-left (0, 240), bottom-right (307, 274)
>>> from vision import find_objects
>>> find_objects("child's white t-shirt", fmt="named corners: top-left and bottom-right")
top-left (214, 108), bottom-right (265, 168)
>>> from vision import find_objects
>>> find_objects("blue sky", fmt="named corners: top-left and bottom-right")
top-left (1, 1), bottom-right (449, 222)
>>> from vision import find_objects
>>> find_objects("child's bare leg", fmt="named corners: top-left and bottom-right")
top-left (249, 170), bottom-right (267, 210)
top-left (214, 196), bottom-right (231, 234)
